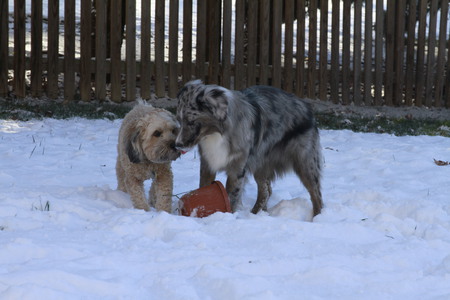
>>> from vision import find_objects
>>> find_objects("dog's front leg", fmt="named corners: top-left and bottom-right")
top-left (226, 170), bottom-right (246, 212)
top-left (125, 176), bottom-right (150, 211)
top-left (149, 165), bottom-right (173, 213)
top-left (199, 155), bottom-right (216, 188)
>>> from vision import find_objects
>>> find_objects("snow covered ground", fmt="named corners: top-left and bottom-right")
top-left (1, 117), bottom-right (449, 299)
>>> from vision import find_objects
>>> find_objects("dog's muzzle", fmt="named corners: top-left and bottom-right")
top-left (175, 143), bottom-right (191, 155)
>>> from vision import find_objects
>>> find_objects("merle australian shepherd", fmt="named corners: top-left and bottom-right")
top-left (175, 80), bottom-right (323, 217)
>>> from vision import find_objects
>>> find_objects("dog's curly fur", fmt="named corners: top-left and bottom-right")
top-left (175, 80), bottom-right (323, 217)
top-left (116, 104), bottom-right (180, 212)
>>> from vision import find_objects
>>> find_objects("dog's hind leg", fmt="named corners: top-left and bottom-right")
top-left (293, 152), bottom-right (323, 217)
top-left (251, 174), bottom-right (272, 214)
top-left (116, 158), bottom-right (127, 192)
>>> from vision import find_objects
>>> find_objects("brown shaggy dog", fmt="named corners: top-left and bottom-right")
top-left (116, 104), bottom-right (180, 212)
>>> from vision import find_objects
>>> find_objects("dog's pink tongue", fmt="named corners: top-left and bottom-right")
top-left (181, 150), bottom-right (187, 155)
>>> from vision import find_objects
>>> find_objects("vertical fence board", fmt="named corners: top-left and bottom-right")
top-left (384, 0), bottom-right (395, 106)
top-left (0, 0), bottom-right (8, 96)
top-left (47, 0), bottom-right (59, 99)
top-left (319, 0), bottom-right (328, 101)
top-left (31, 0), bottom-right (43, 97)
top-left (284, 0), bottom-right (294, 93)
top-left (271, 1), bottom-right (282, 88)
top-left (374, 0), bottom-right (384, 105)
top-left (405, 0), bottom-right (417, 106)
top-left (126, 0), bottom-right (137, 101)
top-left (140, 0), bottom-right (151, 99)
top-left (221, 0), bottom-right (231, 88)
top-left (182, 0), bottom-right (193, 84)
top-left (95, 0), bottom-right (107, 100)
top-left (434, 0), bottom-right (449, 106)
top-left (353, 0), bottom-right (362, 105)
top-left (14, 0), bottom-right (26, 98)
top-left (247, 0), bottom-right (257, 86)
top-left (155, 0), bottom-right (165, 97)
top-left (296, 0), bottom-right (305, 97)
top-left (425, 0), bottom-right (438, 107)
top-left (342, 0), bottom-right (350, 104)
top-left (168, 0), bottom-right (179, 97)
top-left (234, 0), bottom-right (245, 90)
top-left (446, 37), bottom-right (450, 107)
top-left (207, 0), bottom-right (221, 84)
top-left (196, 0), bottom-right (206, 81)
top-left (363, 0), bottom-right (373, 105)
top-left (394, 0), bottom-right (406, 105)
top-left (110, 0), bottom-right (123, 102)
top-left (80, 0), bottom-right (92, 101)
top-left (307, 0), bottom-right (317, 98)
top-left (259, 0), bottom-right (270, 86)
top-left (331, 0), bottom-right (340, 103)
top-left (415, 0), bottom-right (428, 106)
top-left (64, 0), bottom-right (75, 102)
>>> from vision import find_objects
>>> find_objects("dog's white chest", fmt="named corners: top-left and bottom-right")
top-left (199, 133), bottom-right (230, 172)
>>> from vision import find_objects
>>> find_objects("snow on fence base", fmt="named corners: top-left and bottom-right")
top-left (1, 0), bottom-right (449, 107)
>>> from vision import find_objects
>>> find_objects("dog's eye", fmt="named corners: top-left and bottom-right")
top-left (172, 128), bottom-right (178, 135)
top-left (153, 130), bottom-right (162, 137)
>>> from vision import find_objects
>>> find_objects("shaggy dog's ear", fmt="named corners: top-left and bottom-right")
top-left (196, 86), bottom-right (230, 122)
top-left (126, 130), bottom-right (145, 163)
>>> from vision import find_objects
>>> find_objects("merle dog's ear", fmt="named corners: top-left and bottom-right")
top-left (197, 86), bottom-right (230, 121)
top-left (126, 130), bottom-right (144, 163)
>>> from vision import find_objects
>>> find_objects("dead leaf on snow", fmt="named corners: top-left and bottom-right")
top-left (434, 159), bottom-right (449, 166)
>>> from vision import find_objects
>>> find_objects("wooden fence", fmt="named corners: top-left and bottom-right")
top-left (1, 0), bottom-right (449, 107)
